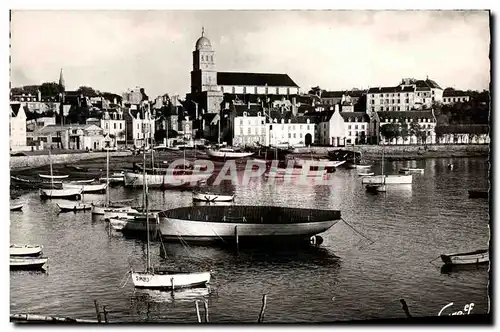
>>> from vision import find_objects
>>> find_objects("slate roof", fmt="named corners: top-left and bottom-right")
top-left (367, 86), bottom-right (415, 94)
top-left (217, 72), bottom-right (298, 87)
top-left (443, 88), bottom-right (469, 97)
top-left (10, 103), bottom-right (21, 117)
top-left (340, 112), bottom-right (370, 122)
top-left (233, 104), bottom-right (264, 117)
top-left (322, 90), bottom-right (365, 98)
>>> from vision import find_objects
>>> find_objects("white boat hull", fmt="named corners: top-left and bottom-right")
top-left (193, 193), bottom-right (235, 202)
top-left (10, 203), bottom-right (23, 211)
top-left (294, 159), bottom-right (346, 168)
top-left (358, 172), bottom-right (374, 177)
top-left (10, 257), bottom-right (48, 269)
top-left (10, 245), bottom-right (43, 256)
top-left (63, 183), bottom-right (107, 193)
top-left (159, 217), bottom-right (337, 242)
top-left (267, 168), bottom-right (326, 177)
top-left (39, 188), bottom-right (82, 200)
top-left (91, 204), bottom-right (136, 215)
top-left (104, 208), bottom-right (138, 220)
top-left (361, 175), bottom-right (413, 184)
top-left (131, 271), bottom-right (211, 289)
top-left (206, 149), bottom-right (254, 160)
top-left (39, 174), bottom-right (69, 179)
top-left (441, 250), bottom-right (489, 265)
top-left (124, 172), bottom-right (211, 189)
top-left (400, 168), bottom-right (425, 174)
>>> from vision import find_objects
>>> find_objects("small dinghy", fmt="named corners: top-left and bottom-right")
top-left (192, 192), bottom-right (235, 202)
top-left (39, 174), bottom-right (69, 180)
top-left (56, 202), bottom-right (93, 212)
top-left (39, 188), bottom-right (82, 200)
top-left (358, 172), bottom-right (374, 177)
top-left (10, 203), bottom-right (23, 211)
top-left (62, 183), bottom-right (107, 193)
top-left (70, 178), bottom-right (96, 184)
top-left (10, 257), bottom-right (48, 270)
top-left (441, 249), bottom-right (489, 266)
top-left (11, 176), bottom-right (63, 189)
top-left (400, 168), bottom-right (425, 174)
top-left (10, 244), bottom-right (43, 257)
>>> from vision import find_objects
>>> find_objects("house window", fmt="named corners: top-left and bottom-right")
top-left (371, 107), bottom-right (375, 112)
top-left (293, 133), bottom-right (296, 138)
top-left (248, 127), bottom-right (251, 134)
top-left (300, 133), bottom-right (303, 138)
top-left (288, 133), bottom-right (291, 138)
top-left (355, 125), bottom-right (358, 129)
top-left (243, 112), bottom-right (247, 117)
top-left (120, 123), bottom-right (122, 129)
top-left (137, 124), bottom-right (139, 130)
top-left (348, 125), bottom-right (351, 129)
top-left (221, 86), bottom-right (224, 93)
top-left (307, 125), bottom-right (310, 130)
top-left (348, 131), bottom-right (351, 136)
top-left (113, 123), bottom-right (116, 129)
top-left (371, 100), bottom-right (374, 104)
top-left (255, 87), bottom-right (258, 94)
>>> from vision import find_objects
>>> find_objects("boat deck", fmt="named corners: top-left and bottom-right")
top-left (160, 205), bottom-right (341, 224)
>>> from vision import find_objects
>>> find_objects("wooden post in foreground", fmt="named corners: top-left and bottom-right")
top-left (203, 300), bottom-right (209, 323)
top-left (102, 306), bottom-right (108, 323)
top-left (258, 294), bottom-right (267, 323)
top-left (235, 226), bottom-right (239, 251)
top-left (400, 299), bottom-right (412, 318)
top-left (195, 301), bottom-right (202, 323)
top-left (93, 300), bottom-right (101, 323)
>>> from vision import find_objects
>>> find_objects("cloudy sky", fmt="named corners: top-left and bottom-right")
top-left (10, 10), bottom-right (490, 97)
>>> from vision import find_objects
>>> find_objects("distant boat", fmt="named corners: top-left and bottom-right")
top-left (358, 172), bottom-right (374, 177)
top-left (38, 174), bottom-right (69, 180)
top-left (365, 149), bottom-right (387, 193)
top-left (206, 148), bottom-right (254, 161)
top-left (192, 192), bottom-right (235, 202)
top-left (39, 188), bottom-right (82, 200)
top-left (10, 244), bottom-right (43, 257)
top-left (62, 182), bottom-right (107, 193)
top-left (57, 202), bottom-right (93, 212)
top-left (10, 257), bottom-right (48, 270)
top-left (440, 249), bottom-right (489, 266)
top-left (159, 205), bottom-right (341, 244)
top-left (293, 159), bottom-right (346, 169)
top-left (69, 178), bottom-right (96, 184)
top-left (109, 213), bottom-right (160, 234)
top-left (124, 172), bottom-right (211, 189)
top-left (265, 167), bottom-right (326, 178)
top-left (362, 175), bottom-right (412, 185)
top-left (399, 168), bottom-right (425, 174)
top-left (11, 176), bottom-right (63, 189)
top-left (468, 189), bottom-right (489, 199)
top-left (10, 203), bottom-right (23, 211)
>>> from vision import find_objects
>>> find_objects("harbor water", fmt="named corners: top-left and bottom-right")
top-left (10, 157), bottom-right (490, 322)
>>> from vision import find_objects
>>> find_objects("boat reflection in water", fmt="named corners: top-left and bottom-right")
top-left (440, 263), bottom-right (489, 275)
top-left (133, 287), bottom-right (211, 304)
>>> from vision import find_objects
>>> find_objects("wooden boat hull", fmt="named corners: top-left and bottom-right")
top-left (361, 175), bottom-right (412, 185)
top-left (293, 159), bottom-right (346, 168)
top-left (11, 176), bottom-right (62, 189)
top-left (124, 172), bottom-right (211, 189)
top-left (109, 215), bottom-right (160, 233)
top-left (39, 188), bottom-right (82, 200)
top-left (57, 202), bottom-right (93, 212)
top-left (39, 174), bottom-right (69, 180)
top-left (99, 177), bottom-right (124, 184)
top-left (10, 203), bottom-right (23, 211)
top-left (131, 271), bottom-right (211, 289)
top-left (193, 193), bottom-right (235, 202)
top-left (206, 149), bottom-right (254, 160)
top-left (91, 204), bottom-right (136, 215)
top-left (62, 183), bottom-right (107, 193)
top-left (358, 172), bottom-right (374, 177)
top-left (10, 245), bottom-right (43, 257)
top-left (10, 257), bottom-right (48, 270)
top-left (441, 249), bottom-right (489, 266)
top-left (71, 178), bottom-right (96, 184)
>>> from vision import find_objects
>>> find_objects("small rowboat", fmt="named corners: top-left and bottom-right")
top-left (132, 270), bottom-right (211, 290)
top-left (358, 172), bottom-right (374, 177)
top-left (39, 188), bottom-right (82, 200)
top-left (10, 203), bottom-right (23, 211)
top-left (192, 192), bottom-right (235, 202)
top-left (10, 257), bottom-right (48, 270)
top-left (400, 168), bottom-right (425, 174)
top-left (10, 244), bottom-right (43, 257)
top-left (441, 249), bottom-right (489, 266)
top-left (39, 174), bottom-right (69, 180)
top-left (11, 176), bottom-right (63, 189)
top-left (62, 183), bottom-right (107, 193)
top-left (57, 202), bottom-right (93, 212)
top-left (70, 178), bottom-right (96, 184)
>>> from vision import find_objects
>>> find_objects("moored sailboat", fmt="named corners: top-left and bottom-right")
top-left (10, 244), bottom-right (43, 257)
top-left (205, 148), bottom-right (254, 161)
top-left (39, 150), bottom-right (82, 200)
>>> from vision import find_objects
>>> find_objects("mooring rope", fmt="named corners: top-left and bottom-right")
top-left (429, 256), bottom-right (442, 265)
top-left (340, 218), bottom-right (375, 245)
top-left (119, 271), bottom-right (131, 288)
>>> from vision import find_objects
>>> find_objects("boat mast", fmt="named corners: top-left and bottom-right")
top-left (49, 149), bottom-right (54, 189)
top-left (142, 105), bottom-right (151, 272)
top-left (105, 148), bottom-right (110, 207)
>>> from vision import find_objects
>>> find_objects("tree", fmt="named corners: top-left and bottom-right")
top-left (400, 123), bottom-right (409, 144)
top-left (359, 131), bottom-right (367, 144)
top-left (308, 86), bottom-right (324, 97)
top-left (39, 82), bottom-right (60, 97)
top-left (77, 86), bottom-right (98, 97)
top-left (379, 123), bottom-right (400, 144)
top-left (409, 121), bottom-right (421, 144)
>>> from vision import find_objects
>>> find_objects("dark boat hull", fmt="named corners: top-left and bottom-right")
top-left (468, 190), bottom-right (489, 199)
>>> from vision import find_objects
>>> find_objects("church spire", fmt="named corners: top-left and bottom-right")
top-left (59, 68), bottom-right (65, 91)
top-left (202, 26), bottom-right (204, 37)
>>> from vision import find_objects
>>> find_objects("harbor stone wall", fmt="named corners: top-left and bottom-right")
top-left (10, 151), bottom-right (132, 170)
top-left (293, 144), bottom-right (489, 158)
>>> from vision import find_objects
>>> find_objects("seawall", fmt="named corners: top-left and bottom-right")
top-left (293, 144), bottom-right (490, 160)
top-left (10, 151), bottom-right (132, 170)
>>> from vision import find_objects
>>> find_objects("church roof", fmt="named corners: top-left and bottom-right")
top-left (217, 72), bottom-right (299, 87)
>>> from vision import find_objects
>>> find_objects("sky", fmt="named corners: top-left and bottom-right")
top-left (10, 10), bottom-right (490, 98)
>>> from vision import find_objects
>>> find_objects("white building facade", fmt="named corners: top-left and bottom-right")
top-left (10, 103), bottom-right (27, 150)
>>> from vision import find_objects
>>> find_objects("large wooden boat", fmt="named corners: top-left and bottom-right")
top-left (11, 176), bottom-right (62, 189)
top-left (440, 249), bottom-right (489, 266)
top-left (10, 244), bottom-right (43, 257)
top-left (159, 205), bottom-right (341, 244)
top-left (38, 174), bottom-right (69, 180)
top-left (205, 148), bottom-right (254, 161)
top-left (361, 175), bottom-right (412, 185)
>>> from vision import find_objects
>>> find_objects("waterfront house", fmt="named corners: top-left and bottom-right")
top-left (442, 88), bottom-right (471, 105)
top-left (264, 110), bottom-right (315, 147)
top-left (32, 124), bottom-right (112, 151)
top-left (232, 104), bottom-right (266, 147)
top-left (374, 110), bottom-right (437, 145)
top-left (10, 103), bottom-right (27, 151)
top-left (435, 124), bottom-right (490, 144)
top-left (123, 106), bottom-right (156, 148)
top-left (86, 110), bottom-right (126, 146)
